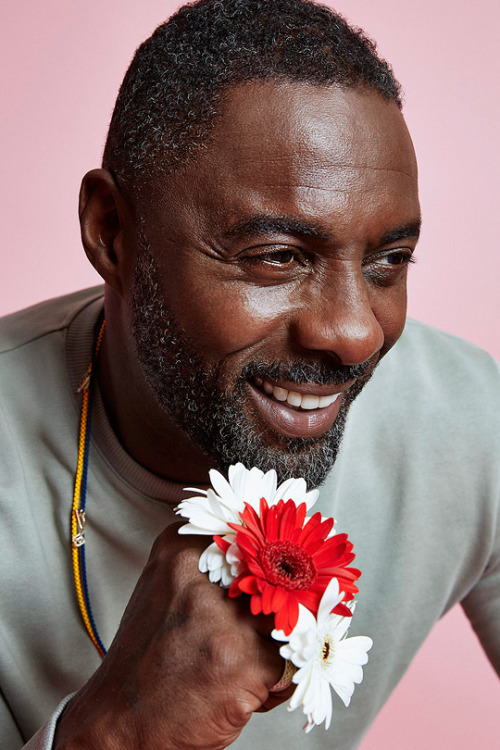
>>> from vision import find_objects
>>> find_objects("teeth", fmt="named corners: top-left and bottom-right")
top-left (286, 391), bottom-right (302, 407)
top-left (318, 394), bottom-right (339, 408)
top-left (256, 378), bottom-right (341, 411)
top-left (301, 395), bottom-right (319, 410)
top-left (273, 387), bottom-right (288, 402)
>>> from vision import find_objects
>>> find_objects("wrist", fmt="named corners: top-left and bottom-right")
top-left (52, 681), bottom-right (137, 750)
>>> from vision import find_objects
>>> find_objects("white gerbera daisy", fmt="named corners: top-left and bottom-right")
top-left (175, 463), bottom-right (320, 584)
top-left (272, 578), bottom-right (372, 733)
top-left (198, 535), bottom-right (242, 586)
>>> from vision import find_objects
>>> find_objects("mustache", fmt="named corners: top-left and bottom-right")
top-left (241, 358), bottom-right (374, 386)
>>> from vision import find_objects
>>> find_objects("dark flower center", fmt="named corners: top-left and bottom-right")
top-left (259, 540), bottom-right (316, 590)
top-left (321, 636), bottom-right (335, 666)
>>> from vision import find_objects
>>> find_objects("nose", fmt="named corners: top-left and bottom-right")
top-left (290, 276), bottom-right (385, 366)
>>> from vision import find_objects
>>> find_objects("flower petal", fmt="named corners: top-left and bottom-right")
top-left (198, 541), bottom-right (237, 586)
top-left (178, 521), bottom-right (228, 535)
top-left (209, 468), bottom-right (237, 503)
top-left (317, 578), bottom-right (343, 623)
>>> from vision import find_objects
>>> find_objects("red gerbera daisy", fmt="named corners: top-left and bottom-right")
top-left (224, 497), bottom-right (361, 635)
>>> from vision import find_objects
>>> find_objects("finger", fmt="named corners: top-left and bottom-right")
top-left (258, 682), bottom-right (296, 712)
top-left (257, 653), bottom-right (297, 712)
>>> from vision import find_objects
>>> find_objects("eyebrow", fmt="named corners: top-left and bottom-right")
top-left (223, 215), bottom-right (421, 245)
top-left (379, 220), bottom-right (421, 245)
top-left (223, 215), bottom-right (330, 241)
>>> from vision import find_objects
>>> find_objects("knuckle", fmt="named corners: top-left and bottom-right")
top-left (169, 544), bottom-right (200, 576)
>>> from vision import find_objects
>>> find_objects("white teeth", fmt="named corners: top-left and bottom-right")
top-left (257, 378), bottom-right (341, 411)
top-left (273, 386), bottom-right (288, 402)
top-left (318, 393), bottom-right (340, 408)
top-left (301, 395), bottom-right (320, 410)
top-left (286, 391), bottom-right (302, 407)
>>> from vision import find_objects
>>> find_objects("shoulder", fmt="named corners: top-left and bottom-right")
top-left (0, 286), bottom-right (104, 355)
top-left (373, 318), bottom-right (500, 406)
top-left (345, 318), bottom-right (500, 481)
top-left (396, 318), bottom-right (499, 379)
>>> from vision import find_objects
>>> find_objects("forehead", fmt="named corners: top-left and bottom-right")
top-left (147, 80), bottom-right (419, 239)
top-left (213, 80), bottom-right (415, 174)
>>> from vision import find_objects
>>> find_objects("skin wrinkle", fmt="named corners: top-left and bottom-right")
top-left (161, 611), bottom-right (190, 633)
top-left (222, 217), bottom-right (420, 249)
top-left (226, 180), bottom-right (415, 191)
top-left (239, 162), bottom-right (418, 180)
top-left (182, 203), bottom-right (416, 264)
top-left (217, 163), bottom-right (416, 180)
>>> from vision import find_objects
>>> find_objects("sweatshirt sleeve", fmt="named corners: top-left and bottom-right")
top-left (21, 695), bottom-right (75, 750)
top-left (460, 358), bottom-right (500, 675)
top-left (461, 490), bottom-right (500, 675)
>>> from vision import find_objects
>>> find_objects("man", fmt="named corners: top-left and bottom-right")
top-left (0, 0), bottom-right (498, 748)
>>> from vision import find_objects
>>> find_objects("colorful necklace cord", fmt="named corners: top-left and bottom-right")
top-left (71, 316), bottom-right (107, 658)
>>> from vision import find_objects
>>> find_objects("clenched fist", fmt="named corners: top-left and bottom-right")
top-left (54, 523), bottom-right (292, 750)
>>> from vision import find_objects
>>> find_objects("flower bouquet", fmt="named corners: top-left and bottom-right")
top-left (176, 463), bottom-right (372, 732)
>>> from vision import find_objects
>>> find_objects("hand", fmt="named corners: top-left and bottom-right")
top-left (54, 523), bottom-right (292, 749)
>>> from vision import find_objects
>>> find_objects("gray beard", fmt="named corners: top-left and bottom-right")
top-left (132, 249), bottom-right (375, 487)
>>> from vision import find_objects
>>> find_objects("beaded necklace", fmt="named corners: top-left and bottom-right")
top-left (71, 317), bottom-right (107, 657)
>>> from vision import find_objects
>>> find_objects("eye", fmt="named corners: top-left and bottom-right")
top-left (257, 249), bottom-right (303, 266)
top-left (363, 248), bottom-right (416, 286)
top-left (374, 250), bottom-right (415, 266)
top-left (242, 245), bottom-right (311, 271)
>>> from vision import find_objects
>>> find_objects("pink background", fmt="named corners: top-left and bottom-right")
top-left (1, 0), bottom-right (498, 746)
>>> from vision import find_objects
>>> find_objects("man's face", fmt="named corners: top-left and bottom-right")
top-left (129, 81), bottom-right (420, 485)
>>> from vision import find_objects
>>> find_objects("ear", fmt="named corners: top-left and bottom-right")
top-left (79, 169), bottom-right (132, 296)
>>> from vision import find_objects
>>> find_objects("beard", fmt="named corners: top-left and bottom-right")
top-left (132, 248), bottom-right (376, 487)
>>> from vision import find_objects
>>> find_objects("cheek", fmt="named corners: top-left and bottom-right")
top-left (371, 283), bottom-right (408, 353)
top-left (167, 276), bottom-right (295, 359)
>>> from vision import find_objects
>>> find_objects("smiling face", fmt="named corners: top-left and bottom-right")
top-left (124, 80), bottom-right (420, 484)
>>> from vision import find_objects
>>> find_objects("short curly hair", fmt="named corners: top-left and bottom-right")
top-left (103, 0), bottom-right (401, 192)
